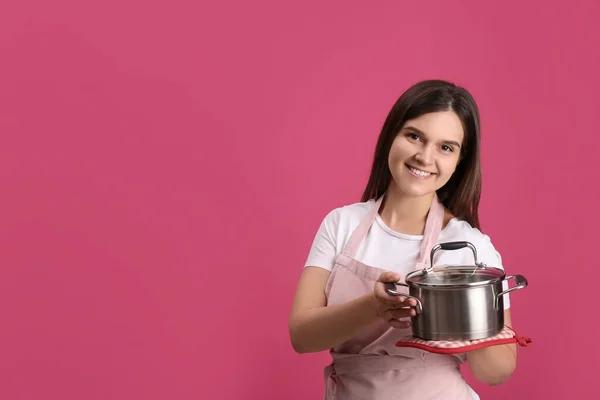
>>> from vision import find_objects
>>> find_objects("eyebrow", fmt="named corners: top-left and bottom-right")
top-left (403, 126), bottom-right (462, 148)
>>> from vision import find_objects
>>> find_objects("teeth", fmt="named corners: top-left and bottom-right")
top-left (409, 167), bottom-right (431, 177)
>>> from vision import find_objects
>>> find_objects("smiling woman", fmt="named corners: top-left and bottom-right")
top-left (362, 80), bottom-right (483, 231)
top-left (289, 80), bottom-right (515, 400)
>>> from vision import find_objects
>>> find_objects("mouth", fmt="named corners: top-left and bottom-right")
top-left (406, 164), bottom-right (435, 178)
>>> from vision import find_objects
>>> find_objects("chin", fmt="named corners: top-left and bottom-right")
top-left (398, 184), bottom-right (437, 198)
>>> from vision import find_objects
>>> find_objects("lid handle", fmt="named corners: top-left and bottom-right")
top-left (426, 241), bottom-right (483, 274)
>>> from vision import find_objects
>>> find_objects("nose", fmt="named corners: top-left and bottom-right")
top-left (414, 145), bottom-right (435, 165)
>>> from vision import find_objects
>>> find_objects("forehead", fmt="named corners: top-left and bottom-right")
top-left (403, 111), bottom-right (464, 142)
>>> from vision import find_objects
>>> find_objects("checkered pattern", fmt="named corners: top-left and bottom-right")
top-left (395, 326), bottom-right (532, 354)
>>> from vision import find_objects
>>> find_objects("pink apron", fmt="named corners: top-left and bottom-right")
top-left (323, 194), bottom-right (474, 399)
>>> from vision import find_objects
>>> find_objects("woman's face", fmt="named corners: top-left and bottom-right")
top-left (387, 111), bottom-right (464, 198)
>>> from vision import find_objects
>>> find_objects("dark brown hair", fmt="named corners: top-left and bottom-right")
top-left (360, 79), bottom-right (482, 229)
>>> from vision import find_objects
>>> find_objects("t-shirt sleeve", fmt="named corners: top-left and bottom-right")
top-left (303, 208), bottom-right (341, 272)
top-left (474, 233), bottom-right (511, 310)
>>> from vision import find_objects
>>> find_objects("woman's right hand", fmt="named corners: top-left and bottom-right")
top-left (373, 271), bottom-right (420, 329)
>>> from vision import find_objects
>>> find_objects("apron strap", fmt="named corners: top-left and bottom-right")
top-left (416, 193), bottom-right (445, 268)
top-left (341, 196), bottom-right (384, 257)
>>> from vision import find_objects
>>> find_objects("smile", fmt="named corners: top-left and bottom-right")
top-left (407, 165), bottom-right (435, 178)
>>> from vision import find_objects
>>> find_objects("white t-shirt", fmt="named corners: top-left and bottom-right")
top-left (305, 198), bottom-right (510, 310)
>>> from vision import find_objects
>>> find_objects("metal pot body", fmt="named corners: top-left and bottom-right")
top-left (406, 280), bottom-right (505, 341)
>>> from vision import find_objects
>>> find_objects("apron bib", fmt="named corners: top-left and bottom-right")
top-left (323, 194), bottom-right (474, 400)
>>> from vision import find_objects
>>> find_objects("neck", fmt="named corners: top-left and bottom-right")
top-left (379, 185), bottom-right (435, 235)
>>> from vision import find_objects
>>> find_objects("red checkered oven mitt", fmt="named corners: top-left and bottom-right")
top-left (395, 326), bottom-right (532, 354)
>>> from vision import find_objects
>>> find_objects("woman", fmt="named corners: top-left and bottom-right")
top-left (288, 80), bottom-right (518, 399)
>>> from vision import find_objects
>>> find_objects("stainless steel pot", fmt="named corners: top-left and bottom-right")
top-left (385, 241), bottom-right (528, 341)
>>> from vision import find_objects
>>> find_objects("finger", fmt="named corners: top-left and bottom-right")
top-left (375, 279), bottom-right (417, 307)
top-left (375, 289), bottom-right (418, 311)
top-left (389, 308), bottom-right (417, 319)
top-left (386, 295), bottom-right (417, 307)
top-left (387, 297), bottom-right (414, 308)
top-left (377, 289), bottom-right (417, 308)
top-left (374, 283), bottom-right (400, 304)
top-left (389, 318), bottom-right (411, 329)
top-left (399, 297), bottom-right (417, 307)
top-left (377, 271), bottom-right (401, 283)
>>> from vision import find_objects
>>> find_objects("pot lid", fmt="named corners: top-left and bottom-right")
top-left (406, 264), bottom-right (505, 287)
top-left (406, 241), bottom-right (505, 287)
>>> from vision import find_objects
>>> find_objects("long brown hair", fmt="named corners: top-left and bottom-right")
top-left (360, 79), bottom-right (483, 229)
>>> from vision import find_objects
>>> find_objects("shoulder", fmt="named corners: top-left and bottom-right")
top-left (439, 218), bottom-right (504, 269)
top-left (303, 199), bottom-right (376, 271)
top-left (311, 198), bottom-right (377, 252)
top-left (442, 218), bottom-right (494, 247)
top-left (318, 199), bottom-right (375, 231)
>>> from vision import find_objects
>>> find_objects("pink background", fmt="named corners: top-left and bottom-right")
top-left (1, 1), bottom-right (598, 399)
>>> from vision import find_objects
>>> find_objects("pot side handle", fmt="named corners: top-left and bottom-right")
top-left (384, 282), bottom-right (423, 313)
top-left (495, 275), bottom-right (528, 308)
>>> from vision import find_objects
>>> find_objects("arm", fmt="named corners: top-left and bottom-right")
top-left (465, 310), bottom-right (517, 385)
top-left (288, 267), bottom-right (379, 353)
top-left (288, 268), bottom-right (417, 354)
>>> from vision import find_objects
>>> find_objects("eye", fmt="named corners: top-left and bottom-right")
top-left (406, 133), bottom-right (420, 141)
top-left (441, 144), bottom-right (454, 152)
